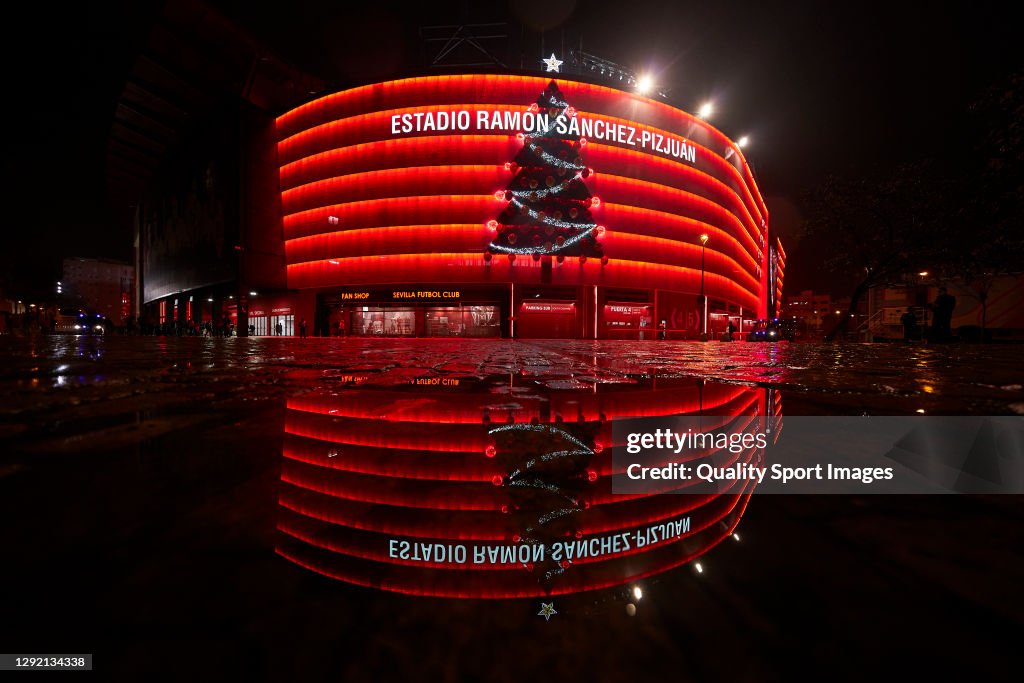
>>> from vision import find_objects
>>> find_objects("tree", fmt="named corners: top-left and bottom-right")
top-left (487, 418), bottom-right (598, 590)
top-left (970, 68), bottom-right (1024, 235)
top-left (802, 162), bottom-right (953, 341)
top-left (937, 227), bottom-right (1023, 339)
top-left (944, 68), bottom-right (1024, 338)
top-left (487, 81), bottom-right (603, 263)
top-left (803, 68), bottom-right (1023, 343)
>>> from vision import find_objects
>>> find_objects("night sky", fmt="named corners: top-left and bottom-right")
top-left (2, 0), bottom-right (1018, 297)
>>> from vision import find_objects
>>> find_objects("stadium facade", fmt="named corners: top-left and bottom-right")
top-left (143, 73), bottom-right (783, 339)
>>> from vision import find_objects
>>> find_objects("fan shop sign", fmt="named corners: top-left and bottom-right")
top-left (388, 108), bottom-right (698, 164)
top-left (339, 289), bottom-right (461, 303)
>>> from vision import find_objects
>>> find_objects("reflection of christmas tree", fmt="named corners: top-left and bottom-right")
top-left (488, 81), bottom-right (603, 262)
top-left (488, 418), bottom-right (599, 589)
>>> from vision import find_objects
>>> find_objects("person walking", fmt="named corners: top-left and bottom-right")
top-left (299, 318), bottom-right (307, 339)
top-left (929, 287), bottom-right (956, 342)
top-left (901, 308), bottom-right (920, 342)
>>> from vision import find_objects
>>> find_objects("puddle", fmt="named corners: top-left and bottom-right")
top-left (1, 335), bottom-right (1021, 677)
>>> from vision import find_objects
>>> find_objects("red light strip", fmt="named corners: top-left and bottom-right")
top-left (280, 469), bottom-right (499, 512)
top-left (275, 75), bottom-right (767, 223)
top-left (277, 474), bottom-right (751, 541)
top-left (283, 194), bottom-right (491, 240)
top-left (279, 134), bottom-right (518, 189)
top-left (283, 225), bottom-right (759, 290)
top-left (598, 204), bottom-right (755, 270)
top-left (285, 383), bottom-right (753, 422)
top-left (587, 172), bottom-right (760, 255)
top-left (281, 166), bottom-right (761, 266)
top-left (282, 412), bottom-right (761, 484)
top-left (278, 134), bottom-right (763, 239)
top-left (278, 473), bottom-right (748, 537)
top-left (285, 413), bottom-right (488, 453)
top-left (281, 442), bottom-right (759, 508)
top-left (276, 489), bottom-right (741, 571)
top-left (278, 107), bottom-right (762, 232)
top-left (281, 164), bottom-right (506, 215)
top-left (280, 104), bottom-right (723, 183)
top-left (284, 200), bottom-right (757, 279)
top-left (274, 489), bottom-right (750, 598)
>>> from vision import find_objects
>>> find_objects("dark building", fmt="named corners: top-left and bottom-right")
top-left (61, 257), bottom-right (135, 324)
top-left (106, 0), bottom-right (324, 333)
top-left (118, 1), bottom-right (782, 338)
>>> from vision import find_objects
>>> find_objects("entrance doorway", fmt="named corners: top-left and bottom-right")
top-left (270, 314), bottom-right (294, 336)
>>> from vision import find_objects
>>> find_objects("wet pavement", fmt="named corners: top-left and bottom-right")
top-left (1, 335), bottom-right (1022, 680)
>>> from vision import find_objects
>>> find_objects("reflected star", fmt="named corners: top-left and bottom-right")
top-left (537, 602), bottom-right (557, 621)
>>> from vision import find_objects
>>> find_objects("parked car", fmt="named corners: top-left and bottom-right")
top-left (53, 308), bottom-right (106, 335)
top-left (746, 318), bottom-right (797, 342)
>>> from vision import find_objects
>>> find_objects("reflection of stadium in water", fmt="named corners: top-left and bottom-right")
top-left (276, 377), bottom-right (781, 598)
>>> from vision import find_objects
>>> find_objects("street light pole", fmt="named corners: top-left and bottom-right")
top-left (699, 233), bottom-right (709, 341)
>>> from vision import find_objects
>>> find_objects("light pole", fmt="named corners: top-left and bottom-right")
top-left (917, 270), bottom-right (930, 330)
top-left (699, 233), bottom-right (709, 341)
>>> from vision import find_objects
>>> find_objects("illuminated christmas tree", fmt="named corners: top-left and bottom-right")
top-left (487, 81), bottom-right (603, 262)
top-left (487, 416), bottom-right (599, 588)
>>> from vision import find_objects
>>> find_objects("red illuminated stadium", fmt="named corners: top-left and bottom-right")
top-left (275, 74), bottom-right (783, 339)
top-left (276, 379), bottom-right (775, 598)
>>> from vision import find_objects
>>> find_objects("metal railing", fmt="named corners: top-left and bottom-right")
top-left (856, 310), bottom-right (885, 341)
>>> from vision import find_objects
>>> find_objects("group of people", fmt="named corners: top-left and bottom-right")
top-left (901, 287), bottom-right (957, 342)
top-left (265, 319), bottom-right (309, 337)
top-left (133, 317), bottom-right (234, 337)
top-left (655, 320), bottom-right (739, 341)
top-left (111, 316), bottom-right (310, 337)
top-left (0, 311), bottom-right (320, 338)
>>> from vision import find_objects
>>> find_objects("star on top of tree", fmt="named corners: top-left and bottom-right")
top-left (537, 602), bottom-right (558, 621)
top-left (542, 53), bottom-right (563, 73)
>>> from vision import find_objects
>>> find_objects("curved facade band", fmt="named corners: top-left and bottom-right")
top-left (277, 380), bottom-right (770, 598)
top-left (276, 75), bottom-right (775, 339)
